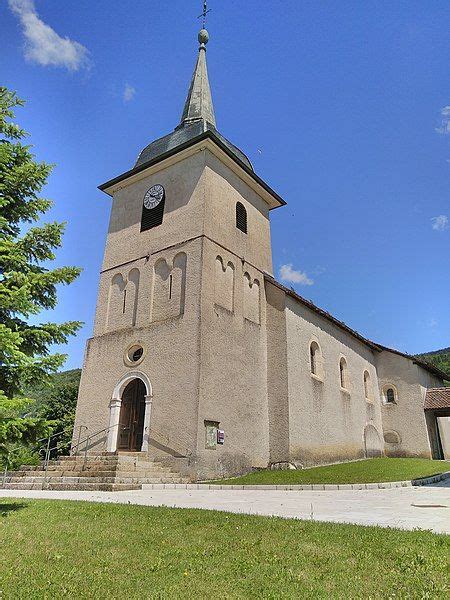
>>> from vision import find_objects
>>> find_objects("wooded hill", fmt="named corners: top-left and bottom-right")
top-left (416, 347), bottom-right (450, 385)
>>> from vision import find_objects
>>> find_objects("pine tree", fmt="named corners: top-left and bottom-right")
top-left (0, 86), bottom-right (82, 458)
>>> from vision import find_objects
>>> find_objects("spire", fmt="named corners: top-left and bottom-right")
top-left (179, 28), bottom-right (216, 128)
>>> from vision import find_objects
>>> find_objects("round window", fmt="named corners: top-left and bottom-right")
top-left (131, 347), bottom-right (143, 362)
top-left (125, 344), bottom-right (145, 365)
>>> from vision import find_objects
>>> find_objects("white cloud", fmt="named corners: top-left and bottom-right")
top-left (123, 83), bottom-right (136, 102)
top-left (431, 215), bottom-right (449, 231)
top-left (8, 0), bottom-right (90, 71)
top-left (436, 106), bottom-right (450, 134)
top-left (279, 264), bottom-right (314, 286)
top-left (428, 318), bottom-right (438, 328)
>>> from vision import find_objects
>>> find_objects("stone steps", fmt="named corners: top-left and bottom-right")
top-left (1, 451), bottom-right (189, 491)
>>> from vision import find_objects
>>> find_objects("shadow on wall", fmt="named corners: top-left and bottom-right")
top-left (106, 268), bottom-right (140, 332)
top-left (214, 256), bottom-right (234, 312)
top-left (107, 161), bottom-right (204, 234)
top-left (152, 252), bottom-right (187, 322)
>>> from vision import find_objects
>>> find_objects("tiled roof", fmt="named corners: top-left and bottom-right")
top-left (424, 388), bottom-right (450, 411)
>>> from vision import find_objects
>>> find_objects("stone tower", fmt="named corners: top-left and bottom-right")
top-left (72, 28), bottom-right (285, 479)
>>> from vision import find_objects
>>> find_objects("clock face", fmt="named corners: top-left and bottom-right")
top-left (143, 184), bottom-right (164, 210)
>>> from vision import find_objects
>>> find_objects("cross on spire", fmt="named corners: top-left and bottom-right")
top-left (198, 1), bottom-right (211, 28)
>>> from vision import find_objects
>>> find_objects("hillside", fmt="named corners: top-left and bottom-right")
top-left (416, 348), bottom-right (450, 385)
top-left (25, 369), bottom-right (82, 404)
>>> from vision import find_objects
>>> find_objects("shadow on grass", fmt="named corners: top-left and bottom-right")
top-left (412, 472), bottom-right (450, 487)
top-left (0, 502), bottom-right (28, 517)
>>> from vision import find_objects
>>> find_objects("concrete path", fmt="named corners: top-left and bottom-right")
top-left (1, 481), bottom-right (449, 534)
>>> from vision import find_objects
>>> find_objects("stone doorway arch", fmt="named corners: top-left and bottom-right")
top-left (106, 372), bottom-right (153, 453)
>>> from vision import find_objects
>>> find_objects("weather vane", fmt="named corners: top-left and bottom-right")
top-left (198, 0), bottom-right (211, 28)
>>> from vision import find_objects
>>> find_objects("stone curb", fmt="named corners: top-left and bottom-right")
top-left (141, 471), bottom-right (450, 491)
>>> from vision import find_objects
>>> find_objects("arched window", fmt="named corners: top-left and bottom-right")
top-left (383, 385), bottom-right (397, 404)
top-left (236, 202), bottom-right (247, 234)
top-left (339, 357), bottom-right (349, 390)
top-left (363, 370), bottom-right (372, 400)
top-left (309, 341), bottom-right (322, 377)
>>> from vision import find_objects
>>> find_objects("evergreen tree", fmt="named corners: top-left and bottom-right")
top-left (0, 86), bottom-right (82, 461)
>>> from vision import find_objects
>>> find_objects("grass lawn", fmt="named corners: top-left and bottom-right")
top-left (214, 458), bottom-right (450, 486)
top-left (0, 499), bottom-right (448, 598)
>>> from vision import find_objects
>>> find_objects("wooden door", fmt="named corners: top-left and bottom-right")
top-left (118, 379), bottom-right (146, 451)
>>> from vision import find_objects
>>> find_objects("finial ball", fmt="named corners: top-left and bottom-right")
top-left (198, 28), bottom-right (209, 45)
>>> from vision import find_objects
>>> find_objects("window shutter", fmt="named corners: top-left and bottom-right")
top-left (141, 198), bottom-right (165, 232)
top-left (236, 202), bottom-right (247, 234)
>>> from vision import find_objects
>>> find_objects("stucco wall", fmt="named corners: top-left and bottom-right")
top-left (193, 238), bottom-right (270, 478)
top-left (376, 351), bottom-right (439, 458)
top-left (73, 237), bottom-right (203, 458)
top-left (100, 151), bottom-right (207, 273)
top-left (265, 281), bottom-right (290, 463)
top-left (284, 295), bottom-right (383, 467)
top-left (203, 153), bottom-right (273, 275)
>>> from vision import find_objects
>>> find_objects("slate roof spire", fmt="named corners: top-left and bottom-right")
top-left (179, 28), bottom-right (216, 128)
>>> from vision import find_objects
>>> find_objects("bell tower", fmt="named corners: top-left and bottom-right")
top-left (72, 21), bottom-right (285, 479)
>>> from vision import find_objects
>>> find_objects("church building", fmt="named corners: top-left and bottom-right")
top-left (72, 27), bottom-right (449, 480)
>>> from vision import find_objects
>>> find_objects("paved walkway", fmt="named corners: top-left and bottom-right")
top-left (1, 480), bottom-right (449, 534)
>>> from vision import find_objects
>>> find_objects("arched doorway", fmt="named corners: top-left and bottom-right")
top-left (117, 379), bottom-right (146, 451)
top-left (363, 424), bottom-right (383, 458)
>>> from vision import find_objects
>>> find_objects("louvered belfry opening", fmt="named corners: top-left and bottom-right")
top-left (141, 195), bottom-right (165, 232)
top-left (236, 201), bottom-right (247, 234)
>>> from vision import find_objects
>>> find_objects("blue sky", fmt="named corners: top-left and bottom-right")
top-left (2, 0), bottom-right (449, 370)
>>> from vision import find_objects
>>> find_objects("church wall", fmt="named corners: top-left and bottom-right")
top-left (203, 152), bottom-right (273, 275)
top-left (284, 296), bottom-right (383, 467)
top-left (100, 152), bottom-right (207, 272)
top-left (377, 351), bottom-right (440, 458)
top-left (265, 281), bottom-right (290, 463)
top-left (192, 236), bottom-right (270, 479)
top-left (72, 238), bottom-right (203, 457)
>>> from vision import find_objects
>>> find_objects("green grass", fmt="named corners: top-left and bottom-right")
top-left (214, 458), bottom-right (450, 486)
top-left (0, 499), bottom-right (448, 598)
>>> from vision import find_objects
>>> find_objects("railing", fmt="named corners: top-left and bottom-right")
top-left (1, 421), bottom-right (192, 487)
top-left (1, 424), bottom-right (78, 488)
top-left (70, 423), bottom-right (119, 468)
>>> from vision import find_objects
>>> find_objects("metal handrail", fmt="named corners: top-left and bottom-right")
top-left (1, 420), bottom-right (192, 487)
top-left (1, 424), bottom-right (76, 488)
top-left (70, 423), bottom-right (118, 456)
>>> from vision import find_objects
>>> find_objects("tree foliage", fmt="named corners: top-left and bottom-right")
top-left (0, 86), bottom-right (82, 462)
top-left (417, 348), bottom-right (450, 387)
top-left (27, 369), bottom-right (81, 457)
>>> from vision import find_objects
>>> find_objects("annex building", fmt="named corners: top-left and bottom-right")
top-left (72, 28), bottom-right (450, 480)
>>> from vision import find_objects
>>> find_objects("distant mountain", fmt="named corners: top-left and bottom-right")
top-left (416, 348), bottom-right (450, 386)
